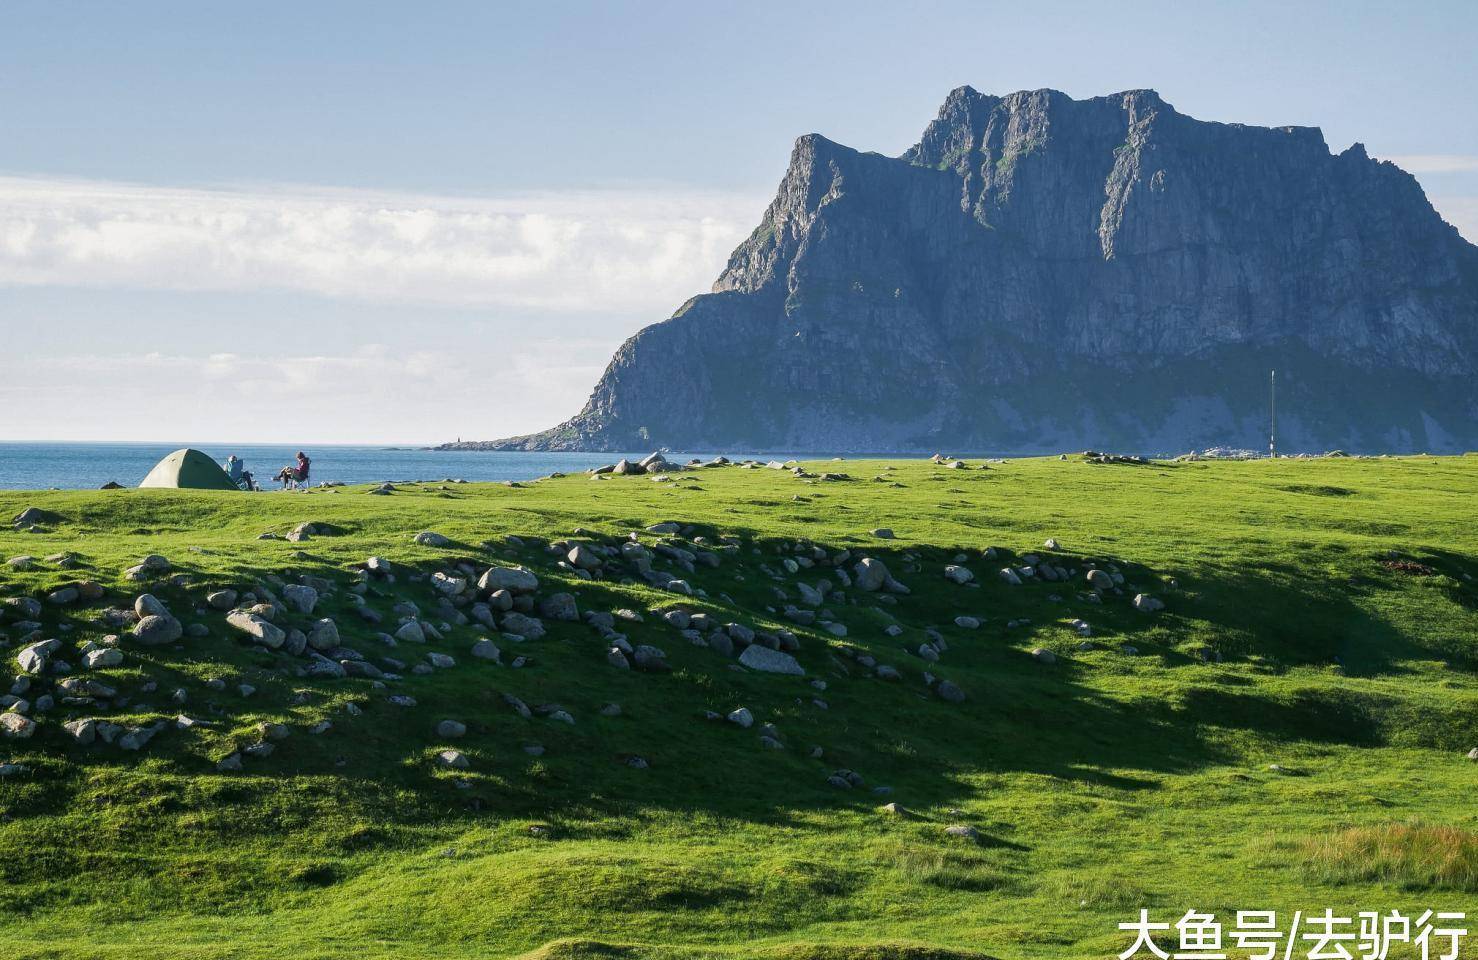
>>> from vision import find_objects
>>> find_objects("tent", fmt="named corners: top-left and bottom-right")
top-left (138, 448), bottom-right (240, 491)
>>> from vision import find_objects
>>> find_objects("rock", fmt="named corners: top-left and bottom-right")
top-left (945, 824), bottom-right (979, 840)
top-left (936, 680), bottom-right (966, 702)
top-left (119, 722), bottom-right (164, 751)
top-left (63, 718), bottom-right (97, 744)
top-left (1087, 569), bottom-right (1115, 591)
top-left (281, 584), bottom-right (318, 615)
top-left (727, 707), bottom-right (754, 728)
top-left (394, 620), bottom-right (427, 643)
top-left (943, 565), bottom-right (974, 584)
top-left (47, 586), bottom-right (80, 605)
top-left (225, 611), bottom-right (286, 649)
top-left (133, 614), bottom-right (184, 646)
top-left (426, 652), bottom-right (456, 669)
top-left (307, 618), bottom-right (340, 651)
top-left (12, 506), bottom-right (55, 528)
top-left (953, 616), bottom-right (980, 629)
top-left (538, 593), bottom-right (580, 622)
top-left (413, 531), bottom-right (452, 547)
top-left (258, 722), bottom-right (291, 742)
top-left (738, 645), bottom-right (804, 676)
top-left (606, 647), bottom-right (631, 669)
top-left (471, 639), bottom-right (501, 661)
top-left (479, 565), bottom-right (540, 595)
top-left (567, 545), bottom-right (602, 571)
top-left (83, 648), bottom-right (124, 669)
top-left (1133, 593), bottom-right (1165, 613)
top-left (645, 521), bottom-right (681, 534)
top-left (217, 753), bottom-right (243, 771)
top-left (1031, 647), bottom-right (1058, 664)
top-left (870, 528), bottom-right (895, 539)
top-left (853, 557), bottom-right (890, 592)
top-left (632, 645), bottom-right (670, 672)
top-left (1467, 747), bottom-right (1478, 761)
top-left (16, 639), bottom-right (61, 674)
top-left (134, 594), bottom-right (169, 618)
top-left (998, 567), bottom-right (1023, 586)
top-left (436, 719), bottom-right (467, 738)
top-left (0, 712), bottom-right (36, 738)
top-left (500, 612), bottom-right (546, 640)
top-left (434, 747), bottom-right (470, 768)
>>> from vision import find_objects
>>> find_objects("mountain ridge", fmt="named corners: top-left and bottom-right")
top-left (453, 87), bottom-right (1478, 454)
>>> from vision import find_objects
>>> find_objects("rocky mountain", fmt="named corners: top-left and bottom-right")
top-left (468, 88), bottom-right (1478, 454)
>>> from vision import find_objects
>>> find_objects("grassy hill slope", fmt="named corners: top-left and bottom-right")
top-left (0, 455), bottom-right (1476, 959)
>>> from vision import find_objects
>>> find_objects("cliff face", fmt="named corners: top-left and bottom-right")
top-left (485, 88), bottom-right (1478, 454)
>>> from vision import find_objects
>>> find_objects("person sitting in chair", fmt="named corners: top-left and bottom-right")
top-left (273, 451), bottom-right (311, 489)
top-left (224, 455), bottom-right (257, 491)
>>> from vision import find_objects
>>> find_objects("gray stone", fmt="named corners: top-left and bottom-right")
top-left (225, 611), bottom-right (286, 648)
top-left (738, 645), bottom-right (803, 676)
top-left (134, 614), bottom-right (184, 646)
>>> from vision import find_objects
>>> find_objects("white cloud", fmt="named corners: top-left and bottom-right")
top-left (1385, 154), bottom-right (1478, 173)
top-left (0, 343), bottom-right (616, 444)
top-left (0, 175), bottom-right (765, 311)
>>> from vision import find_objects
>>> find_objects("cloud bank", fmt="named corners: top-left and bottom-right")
top-left (0, 176), bottom-right (764, 312)
top-left (0, 342), bottom-right (615, 444)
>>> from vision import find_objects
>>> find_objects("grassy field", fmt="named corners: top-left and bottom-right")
top-left (0, 454), bottom-right (1476, 960)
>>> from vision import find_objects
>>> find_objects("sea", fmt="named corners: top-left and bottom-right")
top-left (0, 442), bottom-right (823, 491)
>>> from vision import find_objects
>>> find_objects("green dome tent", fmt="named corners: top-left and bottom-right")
top-left (138, 448), bottom-right (240, 491)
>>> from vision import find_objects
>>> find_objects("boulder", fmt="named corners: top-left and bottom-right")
top-left (63, 718), bottom-right (97, 745)
top-left (307, 618), bottom-right (340, 651)
top-left (471, 639), bottom-right (502, 662)
top-left (83, 648), bottom-right (124, 669)
top-left (567, 545), bottom-right (602, 571)
top-left (436, 719), bottom-right (467, 738)
top-left (394, 620), bottom-right (427, 644)
top-left (225, 611), bottom-right (286, 649)
top-left (727, 707), bottom-right (754, 728)
top-left (853, 557), bottom-right (890, 592)
top-left (935, 680), bottom-right (966, 703)
top-left (413, 531), bottom-right (452, 547)
top-left (436, 749), bottom-right (469, 769)
top-left (943, 565), bottom-right (974, 585)
top-left (17, 639), bottom-right (61, 674)
top-left (500, 612), bottom-right (546, 640)
top-left (134, 594), bottom-right (169, 618)
top-left (1133, 593), bottom-right (1165, 613)
top-left (0, 713), bottom-right (37, 739)
top-left (281, 584), bottom-right (318, 615)
top-left (738, 645), bottom-right (804, 676)
top-left (478, 565), bottom-right (539, 595)
top-left (632, 645), bottom-right (670, 672)
top-left (1087, 569), bottom-right (1115, 591)
top-left (538, 593), bottom-right (580, 622)
top-left (206, 589), bottom-right (238, 610)
top-left (133, 614), bottom-right (184, 646)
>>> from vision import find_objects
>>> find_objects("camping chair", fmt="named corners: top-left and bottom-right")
top-left (287, 464), bottom-right (311, 491)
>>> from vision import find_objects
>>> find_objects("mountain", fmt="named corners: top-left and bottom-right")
top-left (467, 88), bottom-right (1478, 454)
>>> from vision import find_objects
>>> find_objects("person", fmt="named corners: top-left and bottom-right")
top-left (273, 451), bottom-right (311, 489)
top-left (224, 454), bottom-right (258, 491)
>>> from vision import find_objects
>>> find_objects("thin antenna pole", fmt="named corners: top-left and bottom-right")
top-left (1269, 369), bottom-right (1277, 459)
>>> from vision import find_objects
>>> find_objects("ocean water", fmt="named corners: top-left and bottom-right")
top-left (0, 443), bottom-right (811, 491)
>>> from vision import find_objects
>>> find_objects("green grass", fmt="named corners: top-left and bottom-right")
top-left (0, 454), bottom-right (1476, 959)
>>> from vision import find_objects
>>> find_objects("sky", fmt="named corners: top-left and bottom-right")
top-left (3, 0), bottom-right (1476, 444)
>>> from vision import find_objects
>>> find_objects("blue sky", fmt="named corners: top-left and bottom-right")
top-left (3, 0), bottom-right (1476, 442)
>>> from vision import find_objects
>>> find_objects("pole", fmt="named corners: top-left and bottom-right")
top-left (1269, 369), bottom-right (1276, 459)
